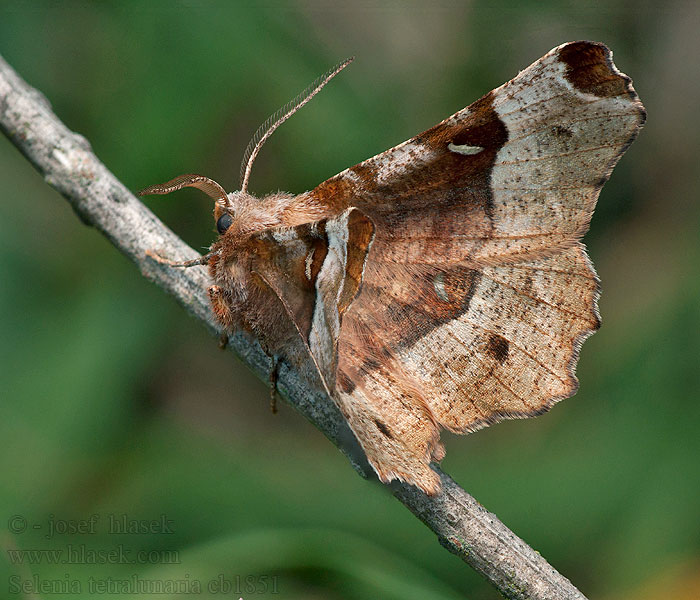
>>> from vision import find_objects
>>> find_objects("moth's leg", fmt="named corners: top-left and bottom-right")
top-left (146, 249), bottom-right (216, 268)
top-left (207, 286), bottom-right (232, 349)
top-left (269, 354), bottom-right (281, 414)
top-left (218, 333), bottom-right (229, 350)
top-left (208, 285), bottom-right (234, 330)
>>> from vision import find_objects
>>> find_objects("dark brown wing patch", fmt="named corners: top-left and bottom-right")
top-left (559, 41), bottom-right (630, 98)
top-left (487, 334), bottom-right (510, 364)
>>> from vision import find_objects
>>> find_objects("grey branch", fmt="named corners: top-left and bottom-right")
top-left (0, 53), bottom-right (588, 600)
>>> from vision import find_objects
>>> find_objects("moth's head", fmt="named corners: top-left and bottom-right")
top-left (212, 190), bottom-right (242, 239)
top-left (139, 175), bottom-right (256, 241)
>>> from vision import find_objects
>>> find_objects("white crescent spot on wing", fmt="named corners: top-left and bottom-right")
top-left (433, 273), bottom-right (449, 301)
top-left (447, 143), bottom-right (484, 155)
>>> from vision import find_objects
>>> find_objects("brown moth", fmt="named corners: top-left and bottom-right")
top-left (141, 42), bottom-right (645, 495)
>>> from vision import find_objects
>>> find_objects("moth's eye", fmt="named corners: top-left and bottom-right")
top-left (216, 213), bottom-right (233, 235)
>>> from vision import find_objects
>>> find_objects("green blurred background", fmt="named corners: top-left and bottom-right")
top-left (1, 2), bottom-right (698, 599)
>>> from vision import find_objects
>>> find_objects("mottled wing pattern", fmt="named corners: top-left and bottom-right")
top-left (310, 42), bottom-right (644, 266)
top-left (298, 41), bottom-right (645, 494)
top-left (395, 244), bottom-right (600, 431)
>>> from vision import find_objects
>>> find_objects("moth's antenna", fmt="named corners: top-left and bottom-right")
top-left (139, 174), bottom-right (228, 207)
top-left (239, 56), bottom-right (354, 194)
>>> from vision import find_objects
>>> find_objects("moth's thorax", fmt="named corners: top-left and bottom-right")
top-left (210, 191), bottom-right (294, 278)
top-left (206, 189), bottom-right (334, 343)
top-left (220, 190), bottom-right (330, 231)
top-left (209, 188), bottom-right (342, 280)
top-left (215, 190), bottom-right (284, 236)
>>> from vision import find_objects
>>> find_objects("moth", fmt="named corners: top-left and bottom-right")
top-left (141, 42), bottom-right (645, 495)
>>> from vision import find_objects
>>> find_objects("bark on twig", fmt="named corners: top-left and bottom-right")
top-left (0, 53), bottom-right (588, 600)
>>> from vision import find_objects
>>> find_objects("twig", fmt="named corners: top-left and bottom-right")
top-left (0, 53), bottom-right (588, 600)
